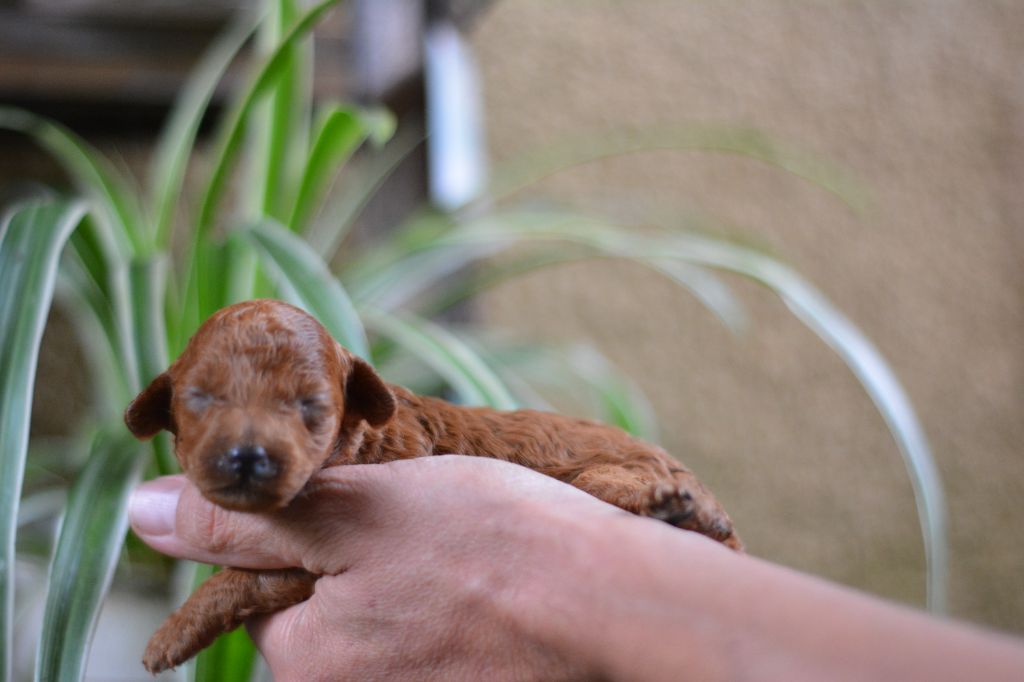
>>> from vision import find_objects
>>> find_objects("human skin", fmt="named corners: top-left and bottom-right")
top-left (129, 455), bottom-right (1024, 681)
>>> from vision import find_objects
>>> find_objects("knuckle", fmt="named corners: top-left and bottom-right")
top-left (177, 493), bottom-right (235, 554)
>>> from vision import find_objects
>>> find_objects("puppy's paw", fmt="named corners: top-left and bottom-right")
top-left (142, 607), bottom-right (214, 675)
top-left (142, 628), bottom-right (191, 675)
top-left (645, 481), bottom-right (697, 526)
top-left (642, 480), bottom-right (744, 552)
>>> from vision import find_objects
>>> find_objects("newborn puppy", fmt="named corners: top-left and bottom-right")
top-left (126, 299), bottom-right (741, 673)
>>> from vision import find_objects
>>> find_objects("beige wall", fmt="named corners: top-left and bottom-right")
top-left (472, 1), bottom-right (1024, 632)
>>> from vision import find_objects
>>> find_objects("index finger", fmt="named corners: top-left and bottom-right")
top-left (128, 473), bottom-right (373, 572)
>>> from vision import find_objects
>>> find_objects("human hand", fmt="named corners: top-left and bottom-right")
top-left (129, 455), bottom-right (631, 681)
top-left (131, 452), bottom-right (1024, 682)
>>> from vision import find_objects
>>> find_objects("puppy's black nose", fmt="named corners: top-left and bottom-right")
top-left (219, 445), bottom-right (278, 482)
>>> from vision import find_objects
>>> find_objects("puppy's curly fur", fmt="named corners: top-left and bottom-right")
top-left (126, 299), bottom-right (741, 673)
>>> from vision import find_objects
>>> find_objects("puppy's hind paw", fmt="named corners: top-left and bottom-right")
top-left (642, 480), bottom-right (744, 552)
top-left (645, 481), bottom-right (697, 527)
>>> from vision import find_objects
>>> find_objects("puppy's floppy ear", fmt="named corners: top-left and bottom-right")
top-left (125, 372), bottom-right (174, 439)
top-left (344, 357), bottom-right (396, 428)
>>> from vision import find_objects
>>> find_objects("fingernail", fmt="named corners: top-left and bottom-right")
top-left (129, 476), bottom-right (186, 537)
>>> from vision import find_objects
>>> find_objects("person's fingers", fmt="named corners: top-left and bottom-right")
top-left (246, 580), bottom-right (359, 678)
top-left (128, 473), bottom-right (372, 571)
top-left (245, 600), bottom-right (310, 672)
top-left (128, 457), bottom-right (607, 571)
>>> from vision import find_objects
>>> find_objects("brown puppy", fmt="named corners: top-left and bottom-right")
top-left (126, 299), bottom-right (741, 673)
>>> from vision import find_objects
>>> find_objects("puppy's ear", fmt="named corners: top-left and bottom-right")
top-left (125, 372), bottom-right (174, 439)
top-left (344, 357), bottom-right (396, 428)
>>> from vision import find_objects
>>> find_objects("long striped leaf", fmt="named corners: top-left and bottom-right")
top-left (350, 210), bottom-right (746, 331)
top-left (193, 627), bottom-right (258, 682)
top-left (306, 125), bottom-right (422, 258)
top-left (70, 213), bottom-right (143, 394)
top-left (0, 108), bottom-right (149, 397)
top-left (419, 248), bottom-right (748, 334)
top-left (242, 219), bottom-right (370, 359)
top-left (150, 11), bottom-right (261, 247)
top-left (127, 257), bottom-right (176, 475)
top-left (0, 110), bottom-right (146, 393)
top-left (194, 0), bottom-right (346, 238)
top-left (0, 200), bottom-right (87, 681)
top-left (0, 108), bottom-right (146, 257)
top-left (364, 310), bottom-right (517, 410)
top-left (396, 209), bottom-right (948, 612)
top-left (34, 430), bottom-right (144, 682)
top-left (127, 257), bottom-right (170, 397)
top-left (248, 0), bottom-right (310, 222)
top-left (484, 124), bottom-right (869, 212)
top-left (182, 0), bottom-right (345, 344)
top-left (538, 344), bottom-right (658, 439)
top-left (189, 565), bottom-right (258, 682)
top-left (289, 105), bottom-right (395, 232)
top-left (54, 269), bottom-right (128, 423)
top-left (452, 335), bottom-right (658, 439)
top-left (647, 232), bottom-right (949, 613)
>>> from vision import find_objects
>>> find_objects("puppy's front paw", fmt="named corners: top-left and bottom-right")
top-left (143, 618), bottom-right (195, 674)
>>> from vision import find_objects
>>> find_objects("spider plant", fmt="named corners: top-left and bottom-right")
top-left (0, 0), bottom-right (946, 680)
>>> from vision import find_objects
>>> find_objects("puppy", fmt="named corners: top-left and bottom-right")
top-left (125, 299), bottom-right (741, 673)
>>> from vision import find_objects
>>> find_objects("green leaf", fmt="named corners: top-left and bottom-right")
top-left (34, 430), bottom-right (145, 682)
top-left (289, 106), bottom-right (396, 232)
top-left (127, 257), bottom-right (170, 392)
top-left (649, 232), bottom-right (949, 613)
top-left (350, 237), bottom-right (503, 310)
top-left (149, 11), bottom-right (261, 247)
top-left (362, 206), bottom-right (947, 611)
top-left (193, 627), bottom-right (258, 682)
top-left (194, 0), bottom-right (346, 240)
top-left (641, 258), bottom-right (747, 333)
top-left (0, 107), bottom-right (146, 256)
top-left (55, 268), bottom-right (130, 422)
top-left (248, 0), bottom-right (312, 222)
top-left (0, 109), bottom-right (147, 392)
top-left (0, 199), bottom-right (87, 681)
top-left (557, 345), bottom-right (659, 439)
top-left (363, 310), bottom-right (517, 410)
top-left (66, 212), bottom-right (141, 383)
top-left (126, 257), bottom-right (176, 475)
top-left (306, 125), bottom-right (421, 258)
top-left (418, 246), bottom-right (598, 315)
top-left (188, 564), bottom-right (259, 682)
top-left (467, 337), bottom-right (657, 438)
top-left (222, 233), bottom-right (261, 307)
top-left (180, 0), bottom-right (345, 345)
top-left (351, 210), bottom-right (746, 332)
top-left (241, 219), bottom-right (370, 359)
top-left (484, 124), bottom-right (870, 213)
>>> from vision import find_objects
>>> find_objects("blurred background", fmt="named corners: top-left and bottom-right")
top-left (471, 1), bottom-right (1024, 632)
top-left (3, 0), bottom-right (1022, 677)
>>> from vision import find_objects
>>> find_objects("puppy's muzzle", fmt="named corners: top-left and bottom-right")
top-left (217, 445), bottom-right (279, 484)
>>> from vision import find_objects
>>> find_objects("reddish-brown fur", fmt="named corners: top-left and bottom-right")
top-left (126, 299), bottom-right (741, 673)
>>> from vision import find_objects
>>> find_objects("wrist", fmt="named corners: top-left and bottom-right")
top-left (507, 501), bottom-right (741, 675)
top-left (493, 499), bottom-right (731, 681)
top-left (578, 515), bottom-right (735, 682)
top-left (483, 497), bottom-right (619, 678)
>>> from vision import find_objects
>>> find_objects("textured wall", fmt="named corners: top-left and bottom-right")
top-left (472, 0), bottom-right (1024, 632)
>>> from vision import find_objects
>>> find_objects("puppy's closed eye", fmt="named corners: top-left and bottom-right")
top-left (185, 388), bottom-right (216, 414)
top-left (298, 396), bottom-right (330, 431)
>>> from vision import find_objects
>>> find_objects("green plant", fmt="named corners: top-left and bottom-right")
top-left (0, 1), bottom-right (947, 680)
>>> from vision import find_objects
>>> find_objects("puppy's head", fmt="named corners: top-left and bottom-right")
top-left (124, 300), bottom-right (395, 512)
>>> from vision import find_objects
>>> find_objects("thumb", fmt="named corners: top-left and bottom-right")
top-left (128, 474), bottom-right (363, 572)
